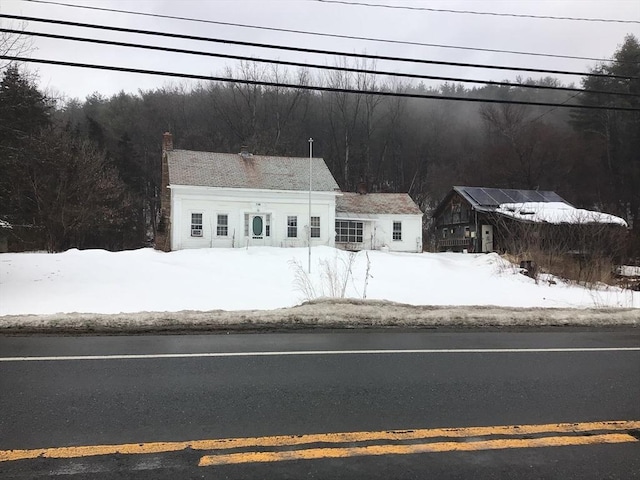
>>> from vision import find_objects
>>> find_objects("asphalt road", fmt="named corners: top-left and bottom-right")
top-left (1, 329), bottom-right (639, 479)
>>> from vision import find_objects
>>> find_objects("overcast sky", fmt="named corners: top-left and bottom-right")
top-left (1, 0), bottom-right (639, 101)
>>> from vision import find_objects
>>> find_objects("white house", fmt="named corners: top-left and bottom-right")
top-left (156, 133), bottom-right (423, 253)
top-left (336, 193), bottom-right (423, 253)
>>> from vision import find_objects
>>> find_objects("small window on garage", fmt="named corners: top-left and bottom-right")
top-left (393, 221), bottom-right (402, 241)
top-left (191, 213), bottom-right (203, 237)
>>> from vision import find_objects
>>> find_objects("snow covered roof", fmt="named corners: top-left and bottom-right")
top-left (495, 202), bottom-right (628, 227)
top-left (166, 149), bottom-right (340, 192)
top-left (336, 193), bottom-right (422, 216)
top-left (435, 186), bottom-right (626, 227)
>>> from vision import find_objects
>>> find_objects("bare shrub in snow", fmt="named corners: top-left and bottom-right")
top-left (290, 251), bottom-right (359, 300)
top-left (490, 211), bottom-right (627, 288)
top-left (588, 286), bottom-right (636, 309)
top-left (319, 251), bottom-right (357, 298)
top-left (362, 251), bottom-right (373, 299)
top-left (289, 258), bottom-right (317, 300)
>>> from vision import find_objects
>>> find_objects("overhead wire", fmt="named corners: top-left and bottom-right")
top-left (5, 27), bottom-right (639, 99)
top-left (22, 0), bottom-right (637, 64)
top-left (3, 55), bottom-right (640, 112)
top-left (314, 0), bottom-right (640, 24)
top-left (529, 92), bottom-right (585, 123)
top-left (1, 14), bottom-right (637, 81)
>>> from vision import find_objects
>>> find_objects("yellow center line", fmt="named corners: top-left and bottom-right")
top-left (198, 433), bottom-right (639, 467)
top-left (1, 420), bottom-right (638, 463)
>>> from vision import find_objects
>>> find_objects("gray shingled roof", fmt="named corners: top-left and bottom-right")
top-left (336, 193), bottom-right (422, 215)
top-left (167, 150), bottom-right (340, 192)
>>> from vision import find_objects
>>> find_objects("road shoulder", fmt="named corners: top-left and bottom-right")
top-left (1, 298), bottom-right (638, 334)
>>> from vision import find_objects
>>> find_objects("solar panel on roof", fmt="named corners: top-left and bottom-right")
top-left (539, 191), bottom-right (564, 202)
top-left (487, 188), bottom-right (516, 204)
top-left (462, 187), bottom-right (497, 205)
top-left (457, 187), bottom-right (567, 207)
top-left (510, 190), bottom-right (534, 202)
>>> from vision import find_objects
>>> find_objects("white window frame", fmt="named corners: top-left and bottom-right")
top-left (392, 221), bottom-right (402, 241)
top-left (216, 214), bottom-right (228, 237)
top-left (287, 216), bottom-right (298, 238)
top-left (310, 216), bottom-right (321, 238)
top-left (335, 220), bottom-right (363, 243)
top-left (191, 212), bottom-right (203, 237)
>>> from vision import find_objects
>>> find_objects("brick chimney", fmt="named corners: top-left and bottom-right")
top-left (162, 132), bottom-right (173, 152)
top-left (356, 180), bottom-right (367, 195)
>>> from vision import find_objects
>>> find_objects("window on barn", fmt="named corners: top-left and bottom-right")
top-left (452, 203), bottom-right (461, 224)
top-left (287, 216), bottom-right (297, 238)
top-left (335, 220), bottom-right (363, 243)
top-left (461, 206), bottom-right (470, 222)
top-left (217, 214), bottom-right (228, 236)
top-left (191, 213), bottom-right (203, 237)
top-left (311, 216), bottom-right (320, 238)
top-left (393, 221), bottom-right (402, 241)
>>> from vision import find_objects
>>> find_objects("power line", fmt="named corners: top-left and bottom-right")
top-left (2, 14), bottom-right (637, 81)
top-left (3, 55), bottom-right (639, 112)
top-left (530, 92), bottom-right (584, 123)
top-left (7, 28), bottom-right (639, 99)
top-left (22, 0), bottom-right (635, 65)
top-left (315, 0), bottom-right (640, 24)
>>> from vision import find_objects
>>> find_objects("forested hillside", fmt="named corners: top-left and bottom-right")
top-left (1, 35), bottom-right (638, 256)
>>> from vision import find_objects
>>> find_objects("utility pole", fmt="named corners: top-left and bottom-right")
top-left (308, 137), bottom-right (313, 273)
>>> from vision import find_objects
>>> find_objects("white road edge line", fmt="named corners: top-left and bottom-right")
top-left (0, 347), bottom-right (639, 362)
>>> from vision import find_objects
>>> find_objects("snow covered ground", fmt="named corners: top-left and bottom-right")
top-left (1, 246), bottom-right (638, 317)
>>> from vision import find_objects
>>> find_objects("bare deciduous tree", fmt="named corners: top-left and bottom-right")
top-left (0, 20), bottom-right (33, 73)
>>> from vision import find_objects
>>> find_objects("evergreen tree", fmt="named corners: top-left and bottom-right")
top-left (0, 67), bottom-right (130, 251)
top-left (572, 34), bottom-right (640, 241)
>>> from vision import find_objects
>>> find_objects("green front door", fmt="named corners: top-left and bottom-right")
top-left (252, 215), bottom-right (264, 238)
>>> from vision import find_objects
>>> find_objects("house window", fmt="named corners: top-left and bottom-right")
top-left (442, 228), bottom-right (447, 238)
top-left (216, 214), bottom-right (228, 236)
top-left (287, 216), bottom-right (297, 238)
top-left (452, 202), bottom-right (461, 224)
top-left (311, 216), bottom-right (320, 238)
top-left (191, 213), bottom-right (203, 237)
top-left (392, 221), bottom-right (402, 241)
top-left (335, 220), bottom-right (363, 243)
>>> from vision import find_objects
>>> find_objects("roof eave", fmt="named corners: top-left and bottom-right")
top-left (169, 184), bottom-right (341, 194)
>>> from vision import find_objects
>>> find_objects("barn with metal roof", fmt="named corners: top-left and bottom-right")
top-left (433, 186), bottom-right (626, 253)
